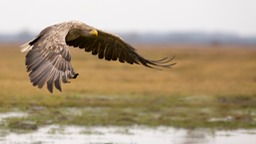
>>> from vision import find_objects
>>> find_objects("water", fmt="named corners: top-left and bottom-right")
top-left (0, 112), bottom-right (28, 122)
top-left (0, 112), bottom-right (256, 144)
top-left (0, 125), bottom-right (255, 144)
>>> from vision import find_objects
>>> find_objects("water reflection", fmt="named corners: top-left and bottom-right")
top-left (0, 125), bottom-right (256, 144)
top-left (178, 129), bottom-right (213, 144)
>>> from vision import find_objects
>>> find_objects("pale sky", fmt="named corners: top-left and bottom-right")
top-left (1, 0), bottom-right (256, 36)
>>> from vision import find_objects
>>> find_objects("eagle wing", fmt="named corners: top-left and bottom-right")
top-left (23, 26), bottom-right (78, 93)
top-left (66, 29), bottom-right (175, 68)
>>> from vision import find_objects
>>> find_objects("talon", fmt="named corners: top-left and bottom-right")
top-left (73, 73), bottom-right (79, 79)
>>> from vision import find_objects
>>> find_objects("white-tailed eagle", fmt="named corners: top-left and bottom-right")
top-left (21, 20), bottom-right (175, 93)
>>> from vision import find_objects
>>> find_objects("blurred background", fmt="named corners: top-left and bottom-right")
top-left (0, 0), bottom-right (256, 144)
top-left (1, 0), bottom-right (256, 44)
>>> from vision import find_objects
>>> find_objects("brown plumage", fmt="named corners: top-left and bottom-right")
top-left (21, 20), bottom-right (175, 93)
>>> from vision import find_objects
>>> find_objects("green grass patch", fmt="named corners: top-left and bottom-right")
top-left (1, 93), bottom-right (256, 131)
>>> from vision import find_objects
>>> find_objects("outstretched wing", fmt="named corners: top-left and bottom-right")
top-left (22, 27), bottom-right (78, 93)
top-left (66, 29), bottom-right (175, 69)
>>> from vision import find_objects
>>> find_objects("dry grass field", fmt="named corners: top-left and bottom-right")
top-left (1, 44), bottom-right (255, 96)
top-left (0, 43), bottom-right (256, 129)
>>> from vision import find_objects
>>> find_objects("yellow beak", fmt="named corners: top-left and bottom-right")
top-left (89, 29), bottom-right (98, 37)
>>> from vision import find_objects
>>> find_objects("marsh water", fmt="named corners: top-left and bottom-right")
top-left (0, 112), bottom-right (256, 144)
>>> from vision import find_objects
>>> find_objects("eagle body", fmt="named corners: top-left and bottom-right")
top-left (21, 20), bottom-right (175, 93)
